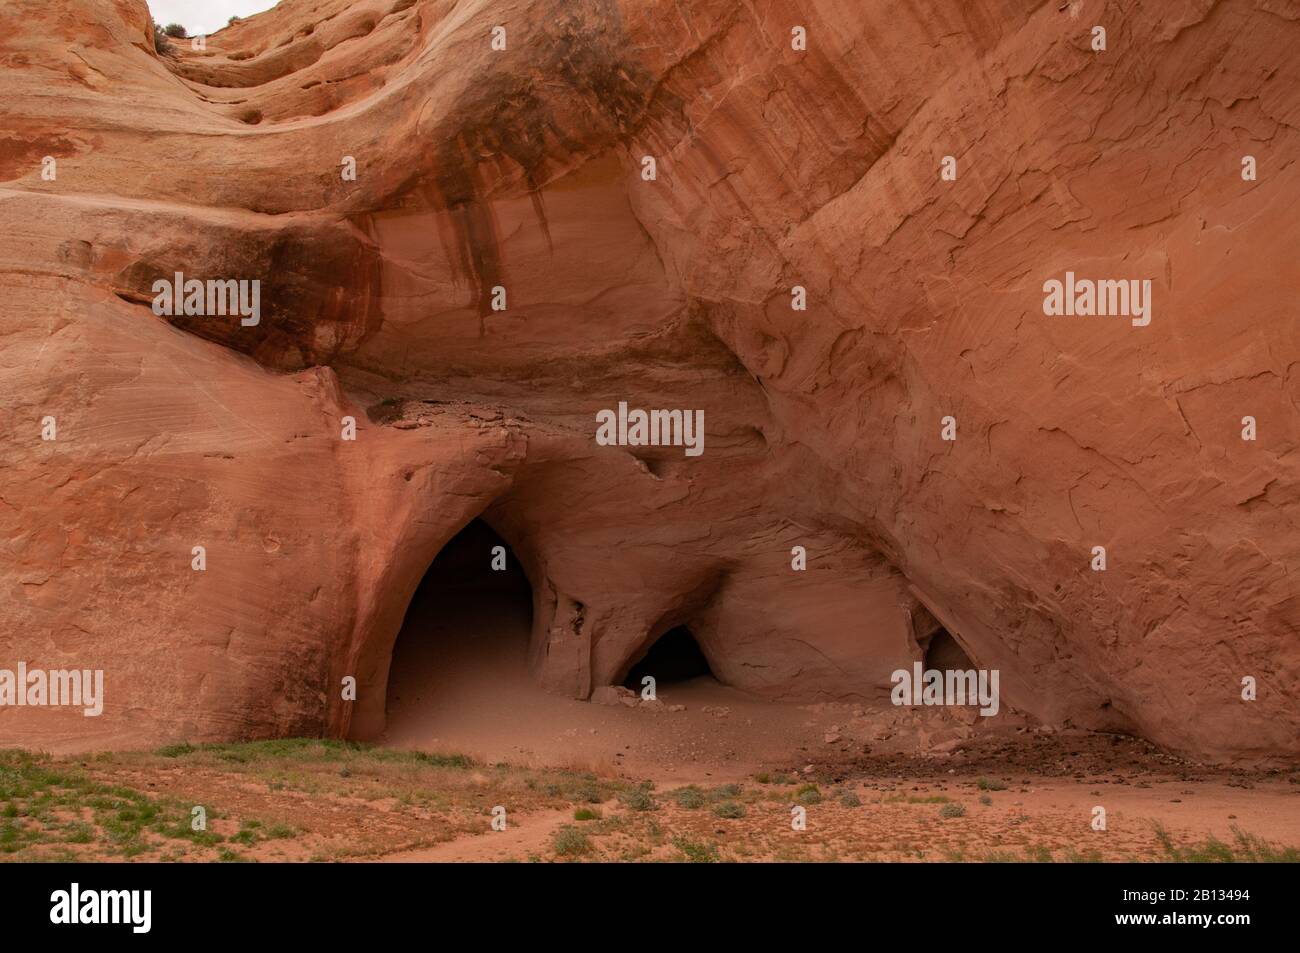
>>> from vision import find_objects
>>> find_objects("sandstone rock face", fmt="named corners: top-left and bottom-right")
top-left (0, 0), bottom-right (1296, 760)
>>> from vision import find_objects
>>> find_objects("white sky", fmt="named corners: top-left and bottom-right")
top-left (146, 1), bottom-right (282, 37)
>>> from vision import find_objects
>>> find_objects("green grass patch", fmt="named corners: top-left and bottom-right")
top-left (1154, 823), bottom-right (1300, 863)
top-left (152, 739), bottom-right (473, 769)
top-left (0, 749), bottom-right (300, 859)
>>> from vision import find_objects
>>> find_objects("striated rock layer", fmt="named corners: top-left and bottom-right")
top-left (0, 0), bottom-right (1296, 760)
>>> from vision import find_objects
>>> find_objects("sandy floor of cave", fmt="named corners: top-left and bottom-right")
top-left (380, 577), bottom-right (825, 782)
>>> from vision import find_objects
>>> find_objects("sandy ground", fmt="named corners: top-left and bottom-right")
top-left (370, 777), bottom-right (1300, 863)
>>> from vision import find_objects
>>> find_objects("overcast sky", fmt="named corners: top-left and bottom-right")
top-left (147, 0), bottom-right (281, 37)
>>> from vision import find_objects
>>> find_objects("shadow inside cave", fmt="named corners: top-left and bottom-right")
top-left (622, 625), bottom-right (716, 690)
top-left (923, 627), bottom-right (975, 671)
top-left (382, 518), bottom-right (534, 743)
top-left (380, 524), bottom-right (855, 777)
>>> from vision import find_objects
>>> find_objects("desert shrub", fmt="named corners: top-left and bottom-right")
top-left (619, 785), bottom-right (657, 812)
top-left (840, 792), bottom-right (862, 808)
top-left (712, 801), bottom-right (745, 819)
top-left (672, 787), bottom-right (705, 810)
top-left (795, 784), bottom-right (822, 805)
top-left (152, 25), bottom-right (174, 55)
top-left (939, 803), bottom-right (966, 819)
top-left (979, 794), bottom-right (992, 806)
top-left (673, 836), bottom-right (720, 863)
top-left (977, 777), bottom-right (1008, 791)
top-left (552, 825), bottom-right (592, 857)
top-left (162, 23), bottom-right (187, 38)
top-left (573, 807), bottom-right (600, 822)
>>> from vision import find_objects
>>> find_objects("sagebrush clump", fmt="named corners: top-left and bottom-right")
top-left (552, 825), bottom-right (592, 857)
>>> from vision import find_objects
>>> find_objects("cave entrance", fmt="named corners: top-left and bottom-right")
top-left (923, 627), bottom-right (974, 671)
top-left (622, 626), bottom-right (715, 690)
top-left (382, 518), bottom-right (533, 743)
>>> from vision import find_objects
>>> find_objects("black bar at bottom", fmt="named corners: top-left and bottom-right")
top-left (0, 860), bottom-right (1285, 941)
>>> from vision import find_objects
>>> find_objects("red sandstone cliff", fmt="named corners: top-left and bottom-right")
top-left (0, 0), bottom-right (1296, 761)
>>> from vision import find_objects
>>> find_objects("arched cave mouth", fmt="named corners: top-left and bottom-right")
top-left (382, 518), bottom-right (533, 741)
top-left (622, 625), bottom-right (717, 690)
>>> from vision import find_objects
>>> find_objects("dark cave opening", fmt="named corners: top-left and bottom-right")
top-left (383, 518), bottom-right (533, 738)
top-left (923, 627), bottom-right (975, 671)
top-left (623, 625), bottom-right (715, 689)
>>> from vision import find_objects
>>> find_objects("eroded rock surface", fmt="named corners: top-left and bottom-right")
top-left (0, 0), bottom-right (1296, 760)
